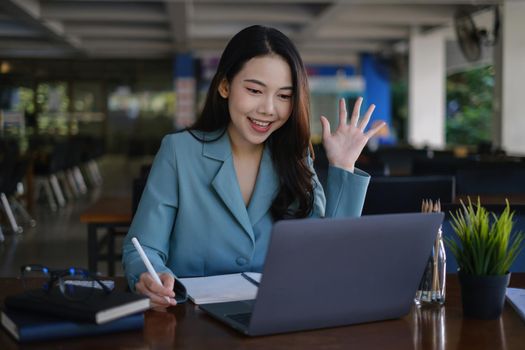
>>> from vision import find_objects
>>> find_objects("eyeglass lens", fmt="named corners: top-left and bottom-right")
top-left (21, 265), bottom-right (97, 300)
top-left (58, 268), bottom-right (96, 300)
top-left (21, 265), bottom-right (51, 290)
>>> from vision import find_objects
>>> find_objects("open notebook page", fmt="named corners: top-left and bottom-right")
top-left (179, 273), bottom-right (261, 305)
top-left (506, 288), bottom-right (525, 321)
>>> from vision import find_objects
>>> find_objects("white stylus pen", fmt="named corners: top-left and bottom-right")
top-left (131, 237), bottom-right (172, 303)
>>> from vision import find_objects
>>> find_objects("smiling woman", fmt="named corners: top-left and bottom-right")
top-left (219, 55), bottom-right (294, 206)
top-left (122, 25), bottom-right (386, 308)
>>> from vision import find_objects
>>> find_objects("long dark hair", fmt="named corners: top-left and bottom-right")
top-left (191, 25), bottom-right (314, 220)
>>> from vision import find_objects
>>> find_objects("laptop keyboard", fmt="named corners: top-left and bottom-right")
top-left (226, 312), bottom-right (252, 326)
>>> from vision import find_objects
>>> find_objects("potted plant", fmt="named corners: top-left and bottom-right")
top-left (446, 198), bottom-right (524, 319)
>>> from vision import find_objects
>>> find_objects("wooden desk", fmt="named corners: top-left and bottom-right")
top-left (1, 274), bottom-right (525, 349)
top-left (80, 197), bottom-right (132, 276)
top-left (456, 194), bottom-right (525, 205)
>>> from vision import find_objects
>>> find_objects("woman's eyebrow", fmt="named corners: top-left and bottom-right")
top-left (243, 79), bottom-right (293, 91)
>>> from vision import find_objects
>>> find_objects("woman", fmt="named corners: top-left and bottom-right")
top-left (122, 25), bottom-right (385, 308)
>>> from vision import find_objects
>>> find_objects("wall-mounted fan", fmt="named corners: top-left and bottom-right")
top-left (454, 6), bottom-right (500, 63)
top-left (454, 10), bottom-right (482, 62)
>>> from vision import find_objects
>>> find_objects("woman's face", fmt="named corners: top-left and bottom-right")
top-left (220, 54), bottom-right (293, 149)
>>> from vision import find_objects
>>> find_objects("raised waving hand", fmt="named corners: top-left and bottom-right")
top-left (320, 97), bottom-right (386, 173)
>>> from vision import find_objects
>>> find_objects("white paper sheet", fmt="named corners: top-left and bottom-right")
top-left (506, 287), bottom-right (525, 321)
top-left (179, 273), bottom-right (261, 305)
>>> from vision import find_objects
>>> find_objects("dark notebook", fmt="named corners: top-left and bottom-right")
top-left (1, 308), bottom-right (144, 343)
top-left (4, 287), bottom-right (150, 324)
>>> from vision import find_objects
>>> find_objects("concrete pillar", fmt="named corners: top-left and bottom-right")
top-left (408, 28), bottom-right (446, 148)
top-left (499, 1), bottom-right (525, 155)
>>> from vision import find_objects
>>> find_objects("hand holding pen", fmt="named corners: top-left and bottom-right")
top-left (132, 237), bottom-right (178, 308)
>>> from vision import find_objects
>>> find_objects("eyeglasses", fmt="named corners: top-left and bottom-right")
top-left (20, 264), bottom-right (112, 300)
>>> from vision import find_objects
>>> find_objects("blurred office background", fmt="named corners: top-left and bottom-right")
top-left (1, 0), bottom-right (525, 276)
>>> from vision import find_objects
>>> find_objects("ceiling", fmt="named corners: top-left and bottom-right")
top-left (0, 0), bottom-right (501, 65)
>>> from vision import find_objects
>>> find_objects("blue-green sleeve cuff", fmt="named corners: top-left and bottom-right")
top-left (325, 166), bottom-right (370, 218)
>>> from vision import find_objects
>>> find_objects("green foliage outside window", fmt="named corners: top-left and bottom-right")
top-left (446, 65), bottom-right (494, 146)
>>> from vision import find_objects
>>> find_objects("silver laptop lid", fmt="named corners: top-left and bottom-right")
top-left (249, 212), bottom-right (444, 335)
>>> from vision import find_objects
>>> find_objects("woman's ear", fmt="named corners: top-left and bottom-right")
top-left (218, 79), bottom-right (229, 98)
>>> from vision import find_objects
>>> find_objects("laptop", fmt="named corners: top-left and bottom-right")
top-left (199, 212), bottom-right (444, 336)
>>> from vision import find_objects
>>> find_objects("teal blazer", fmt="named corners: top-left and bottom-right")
top-left (122, 130), bottom-right (370, 289)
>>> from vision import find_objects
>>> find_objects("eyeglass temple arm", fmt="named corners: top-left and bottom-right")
top-left (93, 277), bottom-right (112, 293)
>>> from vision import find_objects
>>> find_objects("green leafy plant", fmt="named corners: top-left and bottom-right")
top-left (446, 65), bottom-right (494, 146)
top-left (445, 198), bottom-right (525, 275)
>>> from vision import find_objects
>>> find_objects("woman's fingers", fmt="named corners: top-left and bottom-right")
top-left (338, 98), bottom-right (348, 128)
top-left (145, 277), bottom-right (173, 297)
top-left (136, 281), bottom-right (177, 307)
top-left (143, 288), bottom-right (172, 306)
top-left (365, 121), bottom-right (387, 138)
top-left (358, 104), bottom-right (376, 131)
top-left (159, 273), bottom-right (177, 305)
top-left (320, 115), bottom-right (331, 140)
top-left (159, 273), bottom-right (175, 293)
top-left (328, 97), bottom-right (374, 133)
top-left (136, 272), bottom-right (177, 307)
top-left (349, 97), bottom-right (363, 127)
top-left (322, 97), bottom-right (383, 144)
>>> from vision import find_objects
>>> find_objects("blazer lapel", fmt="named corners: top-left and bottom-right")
top-left (247, 145), bottom-right (278, 226)
top-left (203, 130), bottom-right (255, 244)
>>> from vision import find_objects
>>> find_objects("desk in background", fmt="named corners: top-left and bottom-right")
top-left (1, 274), bottom-right (525, 349)
top-left (455, 194), bottom-right (525, 205)
top-left (80, 197), bottom-right (132, 276)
